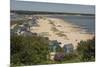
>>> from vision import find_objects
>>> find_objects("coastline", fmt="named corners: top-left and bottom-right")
top-left (30, 16), bottom-right (94, 49)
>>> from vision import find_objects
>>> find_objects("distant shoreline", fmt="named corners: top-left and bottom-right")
top-left (11, 11), bottom-right (95, 16)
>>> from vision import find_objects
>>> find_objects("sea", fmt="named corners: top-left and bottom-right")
top-left (47, 15), bottom-right (95, 34)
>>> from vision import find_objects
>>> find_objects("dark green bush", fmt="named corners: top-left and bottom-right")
top-left (77, 37), bottom-right (95, 62)
top-left (11, 35), bottom-right (49, 66)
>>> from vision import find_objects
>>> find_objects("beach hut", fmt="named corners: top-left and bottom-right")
top-left (49, 40), bottom-right (61, 60)
top-left (63, 43), bottom-right (74, 54)
top-left (49, 40), bottom-right (61, 52)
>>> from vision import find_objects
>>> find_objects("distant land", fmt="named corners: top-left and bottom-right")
top-left (11, 10), bottom-right (95, 16)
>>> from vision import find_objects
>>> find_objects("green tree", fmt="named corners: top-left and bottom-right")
top-left (11, 35), bottom-right (49, 66)
top-left (77, 37), bottom-right (95, 62)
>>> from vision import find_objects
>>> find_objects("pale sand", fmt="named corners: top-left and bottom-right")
top-left (30, 16), bottom-right (94, 49)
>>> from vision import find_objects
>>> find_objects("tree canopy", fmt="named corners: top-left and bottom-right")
top-left (77, 37), bottom-right (95, 61)
top-left (11, 35), bottom-right (49, 66)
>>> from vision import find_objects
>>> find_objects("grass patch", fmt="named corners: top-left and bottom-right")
top-left (56, 32), bottom-right (66, 37)
top-left (39, 32), bottom-right (50, 37)
top-left (49, 20), bottom-right (55, 26)
top-left (51, 27), bottom-right (59, 32)
top-left (11, 20), bottom-right (25, 26)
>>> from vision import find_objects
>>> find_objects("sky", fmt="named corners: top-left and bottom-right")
top-left (18, 0), bottom-right (95, 5)
top-left (11, 0), bottom-right (95, 14)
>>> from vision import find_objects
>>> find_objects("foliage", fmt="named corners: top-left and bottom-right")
top-left (54, 52), bottom-right (65, 62)
top-left (11, 33), bottom-right (95, 66)
top-left (56, 32), bottom-right (66, 37)
top-left (77, 37), bottom-right (95, 62)
top-left (63, 53), bottom-right (78, 61)
top-left (51, 27), bottom-right (59, 32)
top-left (11, 20), bottom-right (25, 26)
top-left (54, 52), bottom-right (78, 63)
top-left (11, 35), bottom-right (49, 66)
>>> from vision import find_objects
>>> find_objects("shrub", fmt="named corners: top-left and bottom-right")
top-left (77, 37), bottom-right (95, 62)
top-left (63, 53), bottom-right (78, 61)
top-left (11, 35), bottom-right (49, 66)
top-left (54, 53), bottom-right (65, 62)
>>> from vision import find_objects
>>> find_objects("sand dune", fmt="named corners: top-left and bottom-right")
top-left (30, 16), bottom-right (94, 49)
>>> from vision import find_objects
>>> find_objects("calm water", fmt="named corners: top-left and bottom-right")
top-left (48, 15), bottom-right (95, 34)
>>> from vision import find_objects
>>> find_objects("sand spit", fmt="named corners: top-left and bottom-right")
top-left (30, 16), bottom-right (94, 49)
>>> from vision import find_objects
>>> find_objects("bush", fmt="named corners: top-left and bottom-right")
top-left (63, 53), bottom-right (78, 61)
top-left (54, 53), bottom-right (65, 62)
top-left (77, 37), bottom-right (95, 62)
top-left (11, 35), bottom-right (49, 66)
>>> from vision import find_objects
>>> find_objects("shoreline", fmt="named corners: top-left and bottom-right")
top-left (30, 16), bottom-right (94, 49)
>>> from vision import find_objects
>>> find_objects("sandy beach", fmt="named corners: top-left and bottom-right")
top-left (30, 16), bottom-right (94, 49)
